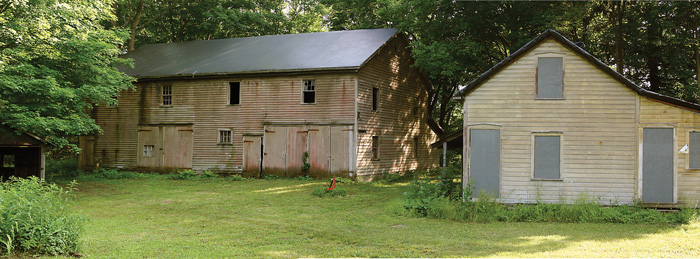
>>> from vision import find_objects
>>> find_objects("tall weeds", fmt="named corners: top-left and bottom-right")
top-left (0, 177), bottom-right (84, 256)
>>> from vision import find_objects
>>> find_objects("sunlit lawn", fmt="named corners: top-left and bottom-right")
top-left (65, 178), bottom-right (700, 258)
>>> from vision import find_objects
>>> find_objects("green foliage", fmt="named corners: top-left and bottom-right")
top-left (0, 0), bottom-right (135, 152)
top-left (45, 157), bottom-right (78, 180)
top-left (199, 171), bottom-right (218, 179)
top-left (0, 177), bottom-right (84, 256)
top-left (294, 175), bottom-right (313, 181)
top-left (226, 174), bottom-right (245, 181)
top-left (311, 187), bottom-right (347, 198)
top-left (263, 174), bottom-right (280, 180)
top-left (301, 152), bottom-right (310, 174)
top-left (398, 176), bottom-right (700, 224)
top-left (167, 169), bottom-right (198, 180)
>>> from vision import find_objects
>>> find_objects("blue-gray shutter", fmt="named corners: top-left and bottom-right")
top-left (534, 135), bottom-right (561, 179)
top-left (690, 132), bottom-right (700, 169)
top-left (642, 128), bottom-right (674, 203)
top-left (537, 57), bottom-right (563, 98)
top-left (469, 129), bottom-right (500, 197)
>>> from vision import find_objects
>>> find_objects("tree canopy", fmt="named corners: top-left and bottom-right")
top-left (2, 0), bottom-right (699, 152)
top-left (0, 0), bottom-right (134, 151)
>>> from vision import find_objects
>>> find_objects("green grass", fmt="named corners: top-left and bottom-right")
top-left (56, 178), bottom-right (700, 258)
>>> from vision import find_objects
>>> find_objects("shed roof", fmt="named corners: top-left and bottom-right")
top-left (120, 28), bottom-right (398, 79)
top-left (455, 29), bottom-right (700, 113)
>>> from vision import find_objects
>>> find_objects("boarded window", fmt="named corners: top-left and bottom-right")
top-left (413, 97), bottom-right (419, 116)
top-left (162, 85), bottom-right (172, 105)
top-left (229, 82), bottom-right (240, 105)
top-left (302, 79), bottom-right (315, 104)
top-left (413, 137), bottom-right (419, 158)
top-left (537, 57), bottom-right (563, 99)
top-left (143, 145), bottom-right (154, 158)
top-left (219, 130), bottom-right (232, 144)
top-left (533, 135), bottom-right (561, 179)
top-left (2, 154), bottom-right (14, 168)
top-left (372, 87), bottom-right (379, 111)
top-left (371, 136), bottom-right (379, 160)
top-left (690, 132), bottom-right (700, 169)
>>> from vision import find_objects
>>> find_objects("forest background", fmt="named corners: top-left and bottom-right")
top-left (1, 0), bottom-right (699, 154)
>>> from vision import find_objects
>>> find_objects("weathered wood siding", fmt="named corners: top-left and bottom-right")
top-left (640, 97), bottom-right (700, 207)
top-left (356, 35), bottom-right (439, 179)
top-left (464, 39), bottom-right (639, 204)
top-left (90, 73), bottom-right (356, 173)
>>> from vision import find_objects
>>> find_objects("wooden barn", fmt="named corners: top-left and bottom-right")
top-left (456, 29), bottom-right (700, 207)
top-left (79, 28), bottom-right (438, 180)
top-left (0, 124), bottom-right (45, 180)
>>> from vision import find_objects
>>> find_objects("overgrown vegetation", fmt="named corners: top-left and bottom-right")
top-left (0, 177), bottom-right (84, 256)
top-left (397, 167), bottom-right (700, 224)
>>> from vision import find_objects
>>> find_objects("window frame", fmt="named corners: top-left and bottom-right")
top-left (372, 87), bottom-right (380, 111)
top-left (531, 132), bottom-right (564, 181)
top-left (371, 135), bottom-right (380, 160)
top-left (162, 85), bottom-right (173, 106)
top-left (229, 82), bottom-right (241, 106)
top-left (301, 79), bottom-right (316, 104)
top-left (218, 129), bottom-right (233, 145)
top-left (535, 56), bottom-right (565, 100)
top-left (143, 145), bottom-right (154, 158)
top-left (2, 154), bottom-right (15, 168)
top-left (687, 130), bottom-right (700, 170)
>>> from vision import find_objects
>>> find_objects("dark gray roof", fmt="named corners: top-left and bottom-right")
top-left (120, 28), bottom-right (398, 79)
top-left (456, 29), bottom-right (700, 113)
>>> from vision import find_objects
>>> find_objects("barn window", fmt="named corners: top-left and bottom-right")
top-left (690, 132), bottom-right (700, 169)
top-left (413, 137), bottom-right (419, 158)
top-left (372, 87), bottom-right (380, 111)
top-left (532, 134), bottom-right (562, 180)
top-left (412, 97), bottom-right (419, 116)
top-left (2, 154), bottom-right (15, 168)
top-left (229, 82), bottom-right (240, 105)
top-left (537, 57), bottom-right (564, 99)
top-left (219, 129), bottom-right (232, 144)
top-left (143, 145), bottom-right (154, 158)
top-left (162, 85), bottom-right (172, 106)
top-left (371, 136), bottom-right (380, 160)
top-left (302, 79), bottom-right (315, 104)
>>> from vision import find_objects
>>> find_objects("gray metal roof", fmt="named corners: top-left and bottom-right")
top-left (120, 28), bottom-right (398, 79)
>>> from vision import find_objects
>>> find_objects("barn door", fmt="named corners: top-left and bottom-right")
top-left (137, 126), bottom-right (161, 169)
top-left (308, 126), bottom-right (330, 178)
top-left (243, 135), bottom-right (262, 178)
top-left (330, 126), bottom-right (353, 176)
top-left (286, 127), bottom-right (308, 177)
top-left (642, 128), bottom-right (674, 203)
top-left (162, 125), bottom-right (193, 171)
top-left (263, 126), bottom-right (287, 177)
top-left (469, 129), bottom-right (501, 198)
top-left (137, 125), bottom-right (193, 171)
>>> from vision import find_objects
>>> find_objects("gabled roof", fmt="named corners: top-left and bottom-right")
top-left (455, 29), bottom-right (700, 113)
top-left (0, 124), bottom-right (46, 146)
top-left (120, 28), bottom-right (398, 80)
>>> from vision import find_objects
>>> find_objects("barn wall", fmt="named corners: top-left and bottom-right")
top-left (640, 97), bottom-right (700, 207)
top-left (464, 39), bottom-right (639, 204)
top-left (90, 73), bottom-right (356, 173)
top-left (356, 35), bottom-right (439, 179)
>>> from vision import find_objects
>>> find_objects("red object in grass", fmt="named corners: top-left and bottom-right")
top-left (327, 177), bottom-right (336, 190)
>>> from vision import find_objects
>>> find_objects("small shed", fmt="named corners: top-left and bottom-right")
top-left (0, 124), bottom-right (45, 180)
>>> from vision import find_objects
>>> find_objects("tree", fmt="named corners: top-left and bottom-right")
top-left (0, 0), bottom-right (135, 152)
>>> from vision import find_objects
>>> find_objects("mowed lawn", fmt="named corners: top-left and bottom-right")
top-left (69, 178), bottom-right (700, 258)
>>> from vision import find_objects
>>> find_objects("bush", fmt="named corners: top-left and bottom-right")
top-left (226, 175), bottom-right (245, 181)
top-left (167, 169), bottom-right (198, 180)
top-left (199, 171), bottom-right (218, 179)
top-left (45, 157), bottom-right (78, 180)
top-left (311, 187), bottom-right (347, 198)
top-left (0, 177), bottom-right (84, 256)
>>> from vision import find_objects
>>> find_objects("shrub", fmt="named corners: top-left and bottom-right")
top-left (45, 157), bottom-right (78, 180)
top-left (167, 169), bottom-right (198, 180)
top-left (226, 175), bottom-right (245, 181)
top-left (0, 177), bottom-right (84, 256)
top-left (263, 175), bottom-right (280, 180)
top-left (199, 171), bottom-right (218, 179)
top-left (311, 187), bottom-right (347, 198)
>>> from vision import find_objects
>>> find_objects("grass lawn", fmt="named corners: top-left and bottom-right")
top-left (63, 178), bottom-right (700, 258)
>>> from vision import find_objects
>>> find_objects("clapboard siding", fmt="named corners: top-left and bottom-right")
top-left (86, 32), bottom-right (438, 178)
top-left (640, 97), bottom-right (700, 206)
top-left (464, 39), bottom-right (638, 204)
top-left (356, 35), bottom-right (439, 178)
top-left (92, 73), bottom-right (356, 172)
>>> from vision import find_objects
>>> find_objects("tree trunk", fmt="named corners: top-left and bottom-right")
top-left (128, 0), bottom-right (145, 51)
top-left (613, 1), bottom-right (624, 74)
